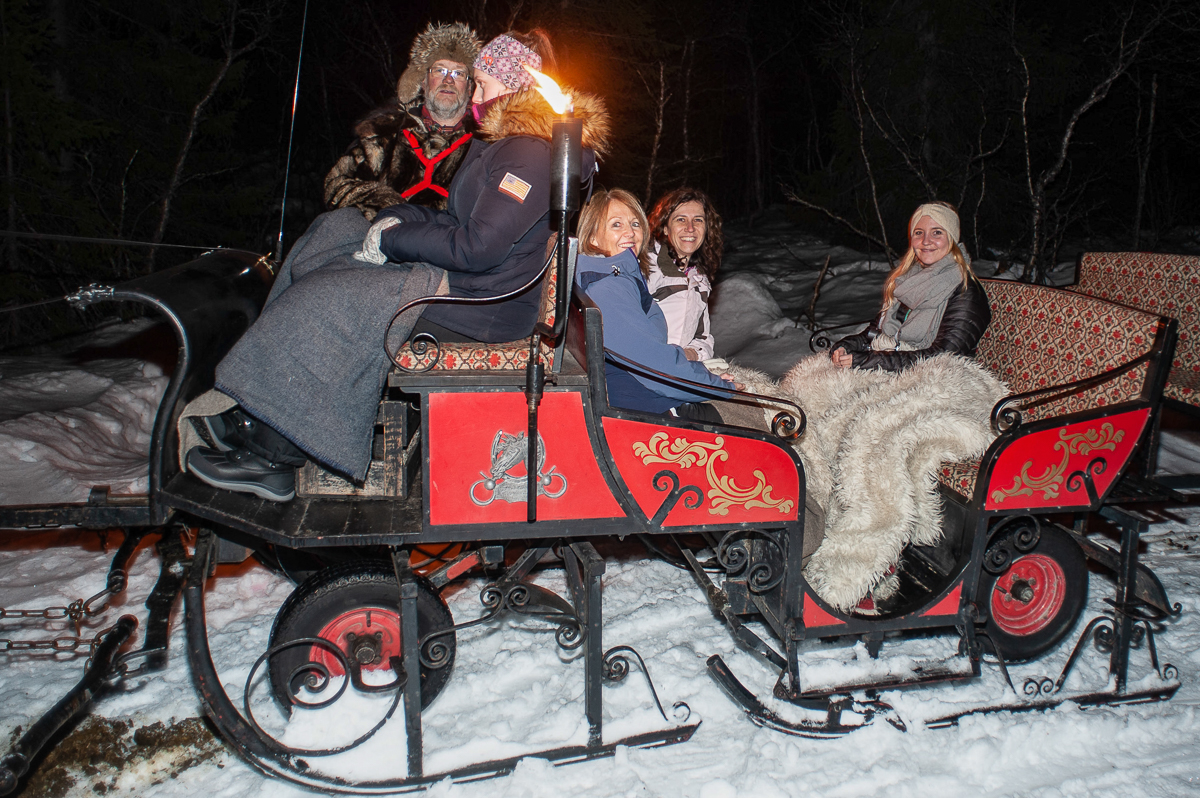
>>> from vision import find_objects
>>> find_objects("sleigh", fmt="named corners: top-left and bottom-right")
top-left (0, 231), bottom-right (1188, 792)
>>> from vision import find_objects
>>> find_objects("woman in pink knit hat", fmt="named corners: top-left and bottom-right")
top-left (470, 30), bottom-right (557, 119)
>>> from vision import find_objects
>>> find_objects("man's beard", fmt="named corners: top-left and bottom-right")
top-left (425, 88), bottom-right (469, 123)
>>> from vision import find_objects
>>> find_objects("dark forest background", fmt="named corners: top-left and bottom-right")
top-left (3, 0), bottom-right (1199, 345)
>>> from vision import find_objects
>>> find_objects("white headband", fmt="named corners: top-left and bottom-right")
top-left (909, 203), bottom-right (960, 244)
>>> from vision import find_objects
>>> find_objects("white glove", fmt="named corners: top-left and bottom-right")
top-left (354, 216), bottom-right (401, 264)
top-left (703, 357), bottom-right (731, 372)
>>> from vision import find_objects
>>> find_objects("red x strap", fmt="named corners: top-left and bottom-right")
top-left (400, 129), bottom-right (473, 200)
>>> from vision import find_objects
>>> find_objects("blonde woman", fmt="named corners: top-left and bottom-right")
top-left (831, 201), bottom-right (990, 372)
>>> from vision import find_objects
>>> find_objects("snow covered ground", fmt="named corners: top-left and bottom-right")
top-left (3, 211), bottom-right (1200, 797)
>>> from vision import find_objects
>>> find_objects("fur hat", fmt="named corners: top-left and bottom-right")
top-left (396, 23), bottom-right (482, 104)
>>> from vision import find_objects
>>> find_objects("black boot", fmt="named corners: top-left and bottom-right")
top-left (196, 407), bottom-right (254, 452)
top-left (187, 410), bottom-right (306, 502)
top-left (187, 446), bottom-right (297, 502)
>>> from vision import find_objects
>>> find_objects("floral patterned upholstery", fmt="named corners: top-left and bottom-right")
top-left (1072, 252), bottom-right (1200, 408)
top-left (391, 263), bottom-right (558, 372)
top-left (975, 279), bottom-right (1160, 423)
top-left (938, 280), bottom-right (1162, 501)
top-left (938, 456), bottom-right (981, 499)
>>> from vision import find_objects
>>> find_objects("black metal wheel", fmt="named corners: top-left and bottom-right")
top-left (268, 561), bottom-right (456, 713)
top-left (978, 525), bottom-right (1087, 662)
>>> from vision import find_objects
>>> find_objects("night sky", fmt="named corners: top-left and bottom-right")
top-left (2, 0), bottom-right (1199, 343)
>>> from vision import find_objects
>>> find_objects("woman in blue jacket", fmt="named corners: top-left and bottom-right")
top-left (574, 189), bottom-right (741, 419)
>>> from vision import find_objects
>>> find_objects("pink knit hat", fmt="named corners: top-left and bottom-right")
top-left (473, 34), bottom-right (542, 91)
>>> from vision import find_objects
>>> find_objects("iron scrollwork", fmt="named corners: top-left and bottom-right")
top-left (418, 579), bottom-right (586, 665)
top-left (240, 637), bottom-right (406, 757)
top-left (716, 529), bottom-right (787, 593)
top-left (1017, 600), bottom-right (1179, 700)
top-left (396, 331), bottom-right (442, 373)
top-left (648, 470), bottom-right (703, 527)
top-left (601, 645), bottom-right (691, 723)
top-left (771, 408), bottom-right (806, 440)
top-left (990, 399), bottom-right (1024, 434)
top-left (1065, 456), bottom-right (1108, 506)
top-left (982, 515), bottom-right (1042, 576)
top-left (988, 349), bottom-right (1154, 435)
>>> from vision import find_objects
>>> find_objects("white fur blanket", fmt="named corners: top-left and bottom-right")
top-left (728, 354), bottom-right (1008, 612)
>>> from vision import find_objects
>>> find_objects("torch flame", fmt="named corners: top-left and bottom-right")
top-left (523, 65), bottom-right (573, 115)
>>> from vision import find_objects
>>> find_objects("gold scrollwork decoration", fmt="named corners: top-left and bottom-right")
top-left (633, 432), bottom-right (795, 516)
top-left (991, 422), bottom-right (1125, 504)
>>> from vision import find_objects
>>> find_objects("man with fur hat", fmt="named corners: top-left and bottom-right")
top-left (325, 22), bottom-right (480, 220)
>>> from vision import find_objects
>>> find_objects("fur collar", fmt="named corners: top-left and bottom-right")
top-left (478, 88), bottom-right (611, 156)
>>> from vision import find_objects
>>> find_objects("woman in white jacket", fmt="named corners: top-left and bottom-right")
top-left (646, 188), bottom-right (723, 361)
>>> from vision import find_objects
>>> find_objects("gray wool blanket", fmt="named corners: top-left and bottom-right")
top-left (215, 208), bottom-right (446, 481)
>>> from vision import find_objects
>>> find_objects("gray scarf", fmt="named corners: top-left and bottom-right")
top-left (880, 253), bottom-right (964, 349)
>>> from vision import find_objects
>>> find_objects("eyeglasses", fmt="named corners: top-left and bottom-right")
top-left (429, 66), bottom-right (469, 82)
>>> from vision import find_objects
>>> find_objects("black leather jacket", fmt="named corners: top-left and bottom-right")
top-left (833, 276), bottom-right (991, 372)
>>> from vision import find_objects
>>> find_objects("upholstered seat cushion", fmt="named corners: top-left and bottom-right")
top-left (390, 258), bottom-right (559, 372)
top-left (938, 456), bottom-right (981, 499)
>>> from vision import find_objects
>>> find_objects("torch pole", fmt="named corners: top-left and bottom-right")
top-left (527, 111), bottom-right (582, 521)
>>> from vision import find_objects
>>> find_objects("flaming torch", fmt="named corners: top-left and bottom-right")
top-left (524, 65), bottom-right (581, 217)
top-left (520, 66), bottom-right (581, 521)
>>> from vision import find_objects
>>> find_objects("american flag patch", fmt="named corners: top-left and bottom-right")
top-left (498, 172), bottom-right (532, 203)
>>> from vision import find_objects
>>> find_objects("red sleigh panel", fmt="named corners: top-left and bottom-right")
top-left (983, 408), bottom-right (1150, 512)
top-left (427, 391), bottom-right (623, 525)
top-left (601, 418), bottom-right (800, 527)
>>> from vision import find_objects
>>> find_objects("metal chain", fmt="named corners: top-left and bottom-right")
top-left (1, 582), bottom-right (122, 657)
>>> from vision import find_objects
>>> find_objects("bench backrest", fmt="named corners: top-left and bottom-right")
top-left (976, 279), bottom-right (1162, 422)
top-left (390, 238), bottom-right (577, 372)
top-left (1072, 252), bottom-right (1199, 408)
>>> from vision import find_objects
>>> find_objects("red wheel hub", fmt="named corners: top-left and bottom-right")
top-left (311, 607), bottom-right (401, 677)
top-left (990, 553), bottom-right (1067, 636)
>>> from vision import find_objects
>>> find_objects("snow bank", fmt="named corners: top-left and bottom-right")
top-left (0, 357), bottom-right (166, 504)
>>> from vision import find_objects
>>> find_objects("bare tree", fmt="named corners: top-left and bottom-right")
top-left (680, 39), bottom-right (693, 165)
top-left (1014, 1), bottom-right (1172, 283)
top-left (641, 62), bottom-right (669, 207)
top-left (781, 184), bottom-right (897, 261)
top-left (1, 0), bottom-right (16, 273)
top-left (1132, 72), bottom-right (1158, 248)
top-left (148, 0), bottom-right (279, 269)
top-left (847, 53), bottom-right (894, 266)
top-left (859, 85), bottom-right (937, 200)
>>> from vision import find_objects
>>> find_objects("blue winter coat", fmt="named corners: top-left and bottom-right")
top-left (576, 250), bottom-right (734, 413)
top-left (376, 90), bottom-right (602, 343)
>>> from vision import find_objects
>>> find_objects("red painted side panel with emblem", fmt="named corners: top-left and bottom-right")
top-left (428, 392), bottom-right (623, 525)
top-left (601, 418), bottom-right (800, 526)
top-left (984, 408), bottom-right (1150, 511)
